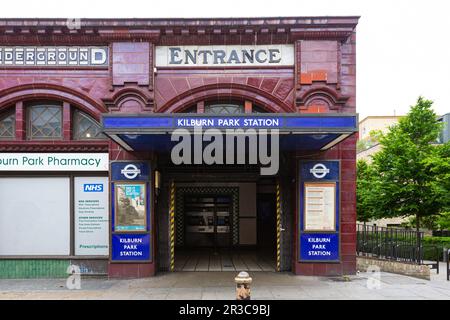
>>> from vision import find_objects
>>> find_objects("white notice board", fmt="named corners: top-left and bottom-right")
top-left (304, 182), bottom-right (336, 231)
top-left (74, 177), bottom-right (109, 255)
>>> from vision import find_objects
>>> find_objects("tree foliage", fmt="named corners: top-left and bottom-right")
top-left (356, 159), bottom-right (377, 222)
top-left (357, 97), bottom-right (450, 230)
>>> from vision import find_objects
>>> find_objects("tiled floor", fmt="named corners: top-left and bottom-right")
top-left (174, 248), bottom-right (276, 272)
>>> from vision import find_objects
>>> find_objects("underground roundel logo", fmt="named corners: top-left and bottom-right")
top-left (120, 164), bottom-right (141, 179)
top-left (309, 163), bottom-right (330, 179)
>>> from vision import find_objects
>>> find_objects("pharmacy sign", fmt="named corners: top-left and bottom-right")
top-left (0, 153), bottom-right (109, 171)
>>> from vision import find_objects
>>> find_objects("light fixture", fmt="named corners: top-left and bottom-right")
top-left (154, 170), bottom-right (161, 197)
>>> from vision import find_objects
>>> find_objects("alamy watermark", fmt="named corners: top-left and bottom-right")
top-left (66, 264), bottom-right (81, 290)
top-left (170, 127), bottom-right (280, 175)
top-left (66, 18), bottom-right (81, 30)
top-left (366, 265), bottom-right (382, 290)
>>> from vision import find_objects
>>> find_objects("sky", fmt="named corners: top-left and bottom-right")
top-left (1, 0), bottom-right (449, 119)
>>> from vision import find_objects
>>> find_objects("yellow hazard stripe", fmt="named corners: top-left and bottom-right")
top-left (169, 180), bottom-right (175, 272)
top-left (276, 181), bottom-right (281, 272)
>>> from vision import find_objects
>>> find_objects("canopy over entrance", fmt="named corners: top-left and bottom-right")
top-left (101, 113), bottom-right (358, 152)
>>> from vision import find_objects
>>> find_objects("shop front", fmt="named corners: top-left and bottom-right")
top-left (0, 16), bottom-right (358, 278)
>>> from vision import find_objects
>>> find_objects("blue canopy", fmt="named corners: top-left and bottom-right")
top-left (101, 113), bottom-right (358, 152)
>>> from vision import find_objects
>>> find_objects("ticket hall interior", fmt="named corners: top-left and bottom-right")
top-left (158, 163), bottom-right (280, 272)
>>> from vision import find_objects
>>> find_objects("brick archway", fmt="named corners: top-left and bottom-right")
top-left (0, 83), bottom-right (106, 121)
top-left (158, 83), bottom-right (295, 114)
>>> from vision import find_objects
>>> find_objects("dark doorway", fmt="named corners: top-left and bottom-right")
top-left (183, 194), bottom-right (232, 249)
top-left (257, 193), bottom-right (277, 260)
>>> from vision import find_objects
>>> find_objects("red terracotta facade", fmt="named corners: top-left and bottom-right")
top-left (0, 17), bottom-right (358, 277)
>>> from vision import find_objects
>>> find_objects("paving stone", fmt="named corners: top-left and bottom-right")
top-left (0, 270), bottom-right (449, 300)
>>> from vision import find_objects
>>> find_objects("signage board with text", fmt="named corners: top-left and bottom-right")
top-left (74, 176), bottom-right (109, 256)
top-left (156, 45), bottom-right (294, 67)
top-left (299, 233), bottom-right (339, 261)
top-left (0, 46), bottom-right (109, 67)
top-left (299, 160), bottom-right (340, 262)
top-left (0, 153), bottom-right (109, 171)
top-left (110, 161), bottom-right (152, 263)
top-left (111, 234), bottom-right (151, 261)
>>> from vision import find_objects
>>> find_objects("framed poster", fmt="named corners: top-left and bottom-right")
top-left (304, 182), bottom-right (336, 232)
top-left (114, 182), bottom-right (147, 232)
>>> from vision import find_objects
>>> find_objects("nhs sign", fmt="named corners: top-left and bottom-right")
top-left (83, 184), bottom-right (104, 192)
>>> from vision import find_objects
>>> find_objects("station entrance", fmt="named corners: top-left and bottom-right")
top-left (156, 164), bottom-right (281, 272)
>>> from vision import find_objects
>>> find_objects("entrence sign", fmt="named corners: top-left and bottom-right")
top-left (110, 161), bottom-right (152, 263)
top-left (111, 234), bottom-right (151, 261)
top-left (155, 45), bottom-right (294, 67)
top-left (299, 160), bottom-right (340, 262)
top-left (0, 153), bottom-right (109, 171)
top-left (300, 233), bottom-right (339, 261)
top-left (0, 46), bottom-right (108, 67)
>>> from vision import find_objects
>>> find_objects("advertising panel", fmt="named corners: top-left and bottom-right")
top-left (74, 177), bottom-right (109, 255)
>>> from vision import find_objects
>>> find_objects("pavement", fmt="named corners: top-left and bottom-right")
top-left (0, 262), bottom-right (449, 300)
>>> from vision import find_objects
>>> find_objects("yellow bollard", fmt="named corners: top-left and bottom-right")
top-left (235, 271), bottom-right (252, 300)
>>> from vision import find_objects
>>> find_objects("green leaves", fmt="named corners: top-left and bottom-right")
top-left (356, 159), bottom-right (379, 222)
top-left (357, 97), bottom-right (450, 229)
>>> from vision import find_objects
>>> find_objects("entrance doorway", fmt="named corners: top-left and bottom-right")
top-left (257, 193), bottom-right (277, 262)
top-left (183, 194), bottom-right (232, 248)
top-left (172, 185), bottom-right (277, 272)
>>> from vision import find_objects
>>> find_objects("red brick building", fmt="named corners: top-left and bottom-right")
top-left (0, 17), bottom-right (358, 278)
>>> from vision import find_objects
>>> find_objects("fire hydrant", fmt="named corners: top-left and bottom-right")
top-left (235, 271), bottom-right (252, 300)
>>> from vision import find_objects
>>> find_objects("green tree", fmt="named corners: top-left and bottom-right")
top-left (356, 130), bottom-right (383, 153)
top-left (370, 97), bottom-right (448, 235)
top-left (423, 141), bottom-right (450, 229)
top-left (436, 212), bottom-right (450, 230)
top-left (356, 159), bottom-right (378, 223)
top-left (424, 142), bottom-right (450, 208)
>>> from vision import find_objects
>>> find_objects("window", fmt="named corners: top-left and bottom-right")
top-left (205, 101), bottom-right (244, 114)
top-left (27, 103), bottom-right (62, 139)
top-left (181, 105), bottom-right (198, 113)
top-left (73, 110), bottom-right (105, 140)
top-left (0, 176), bottom-right (109, 256)
top-left (251, 105), bottom-right (269, 113)
top-left (0, 111), bottom-right (15, 139)
top-left (0, 177), bottom-right (70, 255)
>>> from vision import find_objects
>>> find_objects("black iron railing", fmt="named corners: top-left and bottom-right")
top-left (447, 249), bottom-right (450, 281)
top-left (357, 223), bottom-right (440, 273)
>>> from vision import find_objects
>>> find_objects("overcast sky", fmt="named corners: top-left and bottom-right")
top-left (1, 0), bottom-right (449, 119)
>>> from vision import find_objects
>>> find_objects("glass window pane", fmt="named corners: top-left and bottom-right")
top-left (204, 103), bottom-right (244, 114)
top-left (0, 112), bottom-right (15, 139)
top-left (28, 104), bottom-right (62, 139)
top-left (182, 105), bottom-right (197, 113)
top-left (251, 105), bottom-right (269, 113)
top-left (73, 110), bottom-right (105, 140)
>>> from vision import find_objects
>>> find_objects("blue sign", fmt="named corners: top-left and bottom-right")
top-left (175, 117), bottom-right (283, 128)
top-left (83, 183), bottom-right (103, 192)
top-left (111, 161), bottom-right (150, 181)
top-left (102, 115), bottom-right (357, 131)
top-left (300, 161), bottom-right (339, 181)
top-left (285, 117), bottom-right (356, 128)
top-left (300, 233), bottom-right (339, 261)
top-left (111, 233), bottom-right (151, 261)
